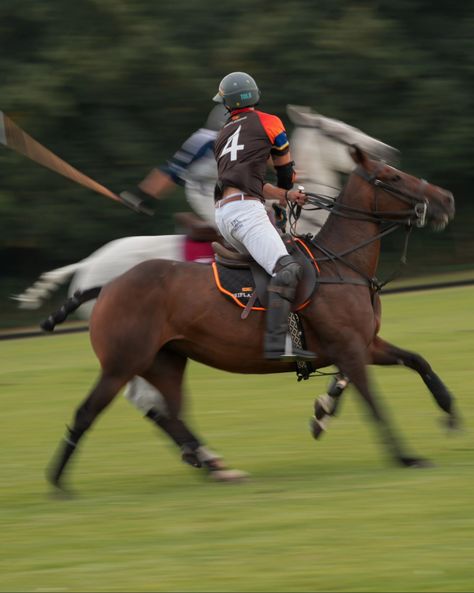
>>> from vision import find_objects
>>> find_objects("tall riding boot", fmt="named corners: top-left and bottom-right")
top-left (263, 291), bottom-right (315, 362)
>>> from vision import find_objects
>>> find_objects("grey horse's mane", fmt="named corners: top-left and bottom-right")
top-left (287, 104), bottom-right (399, 165)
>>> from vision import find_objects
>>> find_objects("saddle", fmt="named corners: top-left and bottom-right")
top-left (174, 212), bottom-right (220, 243)
top-left (212, 234), bottom-right (319, 313)
top-left (175, 212), bottom-right (219, 264)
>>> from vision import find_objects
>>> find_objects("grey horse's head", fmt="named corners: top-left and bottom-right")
top-left (287, 105), bottom-right (399, 165)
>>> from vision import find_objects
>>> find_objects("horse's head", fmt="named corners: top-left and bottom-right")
top-left (350, 145), bottom-right (455, 230)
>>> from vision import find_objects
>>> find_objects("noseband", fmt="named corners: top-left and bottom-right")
top-left (354, 164), bottom-right (429, 228)
top-left (300, 164), bottom-right (433, 292)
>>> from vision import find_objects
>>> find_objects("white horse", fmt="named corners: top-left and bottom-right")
top-left (287, 105), bottom-right (398, 234)
top-left (15, 106), bottom-right (398, 314)
top-left (13, 107), bottom-right (398, 474)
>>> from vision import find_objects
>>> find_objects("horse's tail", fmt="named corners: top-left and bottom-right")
top-left (12, 262), bottom-right (85, 309)
top-left (40, 287), bottom-right (102, 332)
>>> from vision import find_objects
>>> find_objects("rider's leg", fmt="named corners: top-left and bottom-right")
top-left (264, 255), bottom-right (315, 361)
top-left (215, 200), bottom-right (315, 362)
top-left (185, 181), bottom-right (219, 227)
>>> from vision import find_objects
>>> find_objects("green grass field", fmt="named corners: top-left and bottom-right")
top-left (1, 286), bottom-right (473, 592)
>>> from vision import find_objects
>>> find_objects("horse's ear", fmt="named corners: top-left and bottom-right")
top-left (349, 144), bottom-right (369, 167)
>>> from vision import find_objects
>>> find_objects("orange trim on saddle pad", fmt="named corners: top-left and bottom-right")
top-left (212, 262), bottom-right (265, 311)
top-left (294, 238), bottom-right (320, 273)
top-left (212, 243), bottom-right (320, 312)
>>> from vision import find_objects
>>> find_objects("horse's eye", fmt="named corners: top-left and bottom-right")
top-left (392, 174), bottom-right (401, 182)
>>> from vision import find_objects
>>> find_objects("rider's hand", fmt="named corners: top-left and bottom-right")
top-left (286, 188), bottom-right (307, 206)
top-left (119, 191), bottom-right (155, 216)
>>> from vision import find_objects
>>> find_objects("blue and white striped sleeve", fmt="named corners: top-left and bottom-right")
top-left (161, 129), bottom-right (217, 185)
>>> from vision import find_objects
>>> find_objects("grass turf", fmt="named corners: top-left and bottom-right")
top-left (1, 286), bottom-right (473, 592)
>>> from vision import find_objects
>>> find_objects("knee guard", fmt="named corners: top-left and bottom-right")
top-left (269, 255), bottom-right (303, 302)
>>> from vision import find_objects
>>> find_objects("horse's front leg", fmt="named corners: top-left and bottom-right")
top-left (369, 336), bottom-right (461, 430)
top-left (337, 340), bottom-right (431, 468)
top-left (310, 374), bottom-right (349, 439)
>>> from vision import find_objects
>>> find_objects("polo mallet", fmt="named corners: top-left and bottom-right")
top-left (0, 111), bottom-right (153, 216)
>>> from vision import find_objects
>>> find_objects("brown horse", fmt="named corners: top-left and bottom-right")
top-left (47, 146), bottom-right (456, 490)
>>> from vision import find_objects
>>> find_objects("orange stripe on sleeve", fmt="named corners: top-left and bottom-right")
top-left (255, 111), bottom-right (286, 145)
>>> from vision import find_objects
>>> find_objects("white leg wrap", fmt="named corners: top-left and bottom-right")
top-left (317, 415), bottom-right (331, 431)
top-left (123, 377), bottom-right (168, 416)
top-left (196, 446), bottom-right (221, 463)
top-left (318, 393), bottom-right (337, 415)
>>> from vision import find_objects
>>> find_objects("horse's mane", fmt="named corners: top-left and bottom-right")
top-left (287, 104), bottom-right (399, 165)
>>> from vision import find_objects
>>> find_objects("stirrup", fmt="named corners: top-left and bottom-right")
top-left (264, 334), bottom-right (316, 362)
top-left (265, 348), bottom-right (316, 363)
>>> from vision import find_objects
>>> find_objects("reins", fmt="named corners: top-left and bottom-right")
top-left (288, 165), bottom-right (429, 292)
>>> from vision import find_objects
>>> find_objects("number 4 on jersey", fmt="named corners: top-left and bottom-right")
top-left (220, 125), bottom-right (244, 161)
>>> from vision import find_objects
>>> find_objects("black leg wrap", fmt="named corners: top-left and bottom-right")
top-left (422, 371), bottom-right (453, 414)
top-left (145, 408), bottom-right (202, 454)
top-left (41, 313), bottom-right (60, 332)
top-left (40, 288), bottom-right (101, 332)
top-left (180, 442), bottom-right (203, 468)
top-left (47, 425), bottom-right (84, 488)
top-left (145, 409), bottom-right (203, 468)
top-left (40, 296), bottom-right (80, 332)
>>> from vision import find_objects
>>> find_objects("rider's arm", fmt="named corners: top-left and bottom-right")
top-left (262, 153), bottom-right (307, 206)
top-left (138, 168), bottom-right (176, 199)
top-left (138, 128), bottom-right (217, 199)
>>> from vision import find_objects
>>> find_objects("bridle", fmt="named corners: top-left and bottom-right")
top-left (291, 164), bottom-right (432, 292)
top-left (354, 164), bottom-right (429, 228)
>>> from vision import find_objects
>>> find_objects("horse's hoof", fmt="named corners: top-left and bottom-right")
top-left (309, 416), bottom-right (327, 440)
top-left (202, 457), bottom-right (226, 472)
top-left (181, 451), bottom-right (202, 469)
top-left (49, 486), bottom-right (75, 500)
top-left (208, 469), bottom-right (250, 483)
top-left (47, 477), bottom-right (75, 499)
top-left (398, 456), bottom-right (433, 468)
top-left (441, 414), bottom-right (463, 432)
top-left (40, 317), bottom-right (55, 332)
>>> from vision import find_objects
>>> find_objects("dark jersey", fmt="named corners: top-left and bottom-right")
top-left (214, 108), bottom-right (290, 201)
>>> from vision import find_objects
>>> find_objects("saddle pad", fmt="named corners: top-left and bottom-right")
top-left (213, 263), bottom-right (265, 309)
top-left (183, 237), bottom-right (215, 264)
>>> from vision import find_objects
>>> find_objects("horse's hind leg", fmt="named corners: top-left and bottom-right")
top-left (125, 377), bottom-right (199, 462)
top-left (142, 349), bottom-right (247, 481)
top-left (47, 372), bottom-right (128, 490)
top-left (370, 336), bottom-right (460, 429)
top-left (123, 377), bottom-right (223, 470)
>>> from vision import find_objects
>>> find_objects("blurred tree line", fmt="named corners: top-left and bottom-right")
top-left (1, 0), bottom-right (473, 297)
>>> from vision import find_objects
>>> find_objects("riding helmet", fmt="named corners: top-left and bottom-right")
top-left (204, 104), bottom-right (228, 131)
top-left (213, 72), bottom-right (260, 110)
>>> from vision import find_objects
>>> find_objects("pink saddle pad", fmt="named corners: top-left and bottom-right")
top-left (183, 238), bottom-right (215, 264)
